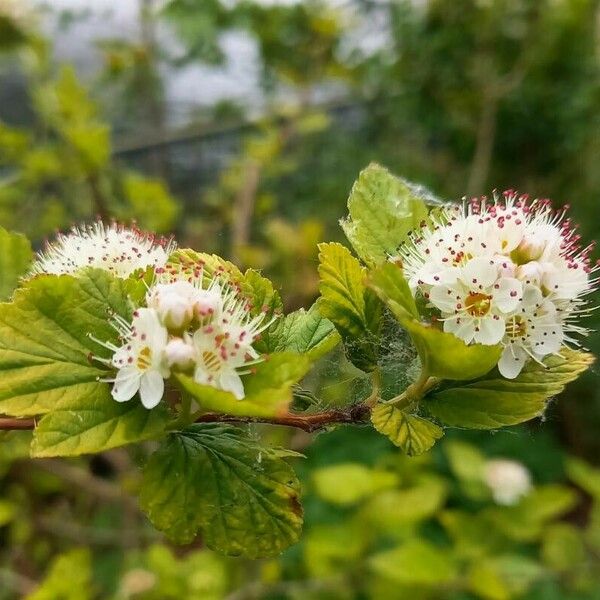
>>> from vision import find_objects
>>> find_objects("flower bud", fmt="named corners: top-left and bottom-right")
top-left (147, 281), bottom-right (197, 330)
top-left (165, 337), bottom-right (196, 370)
top-left (515, 260), bottom-right (545, 285)
top-left (193, 288), bottom-right (222, 318)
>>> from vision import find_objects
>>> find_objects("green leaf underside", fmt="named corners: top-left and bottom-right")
top-left (0, 226), bottom-right (32, 301)
top-left (30, 386), bottom-right (168, 457)
top-left (317, 242), bottom-right (381, 370)
top-left (255, 303), bottom-right (340, 360)
top-left (426, 349), bottom-right (595, 429)
top-left (371, 403), bottom-right (444, 456)
top-left (168, 250), bottom-right (283, 320)
top-left (175, 351), bottom-right (311, 418)
top-left (341, 163), bottom-right (429, 266)
top-left (0, 270), bottom-right (134, 417)
top-left (241, 268), bottom-right (283, 319)
top-left (139, 424), bottom-right (303, 558)
top-left (369, 262), bottom-right (501, 380)
top-left (167, 249), bottom-right (244, 283)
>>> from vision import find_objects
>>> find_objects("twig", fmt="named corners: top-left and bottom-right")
top-left (193, 405), bottom-right (371, 432)
top-left (0, 417), bottom-right (35, 430)
top-left (0, 406), bottom-right (372, 434)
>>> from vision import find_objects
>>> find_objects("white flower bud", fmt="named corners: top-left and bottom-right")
top-left (484, 459), bottom-right (532, 505)
top-left (193, 288), bottom-right (222, 318)
top-left (165, 337), bottom-right (196, 370)
top-left (147, 281), bottom-right (197, 330)
top-left (515, 260), bottom-right (546, 285)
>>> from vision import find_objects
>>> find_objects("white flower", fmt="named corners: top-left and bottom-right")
top-left (483, 459), bottom-right (532, 505)
top-left (105, 308), bottom-right (170, 409)
top-left (429, 257), bottom-right (522, 345)
top-left (395, 191), bottom-right (598, 378)
top-left (31, 221), bottom-right (176, 278)
top-left (148, 264), bottom-right (275, 400)
top-left (499, 286), bottom-right (563, 378)
top-left (192, 330), bottom-right (247, 400)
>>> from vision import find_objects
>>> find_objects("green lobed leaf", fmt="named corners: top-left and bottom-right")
top-left (139, 424), bottom-right (303, 558)
top-left (317, 242), bottom-right (381, 371)
top-left (175, 351), bottom-right (311, 418)
top-left (254, 303), bottom-right (341, 360)
top-left (30, 386), bottom-right (168, 457)
top-left (167, 249), bottom-right (244, 283)
top-left (371, 403), bottom-right (443, 456)
top-left (426, 349), bottom-right (595, 429)
top-left (0, 226), bottom-right (32, 300)
top-left (240, 268), bottom-right (283, 319)
top-left (0, 269), bottom-right (134, 417)
top-left (340, 163), bottom-right (429, 266)
top-left (368, 261), bottom-right (501, 380)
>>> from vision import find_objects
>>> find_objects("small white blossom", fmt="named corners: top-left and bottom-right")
top-left (484, 459), bottom-right (532, 505)
top-left (31, 221), bottom-right (176, 278)
top-left (429, 257), bottom-right (522, 345)
top-left (499, 286), bottom-right (562, 378)
top-left (396, 191), bottom-right (598, 378)
top-left (101, 308), bottom-right (170, 409)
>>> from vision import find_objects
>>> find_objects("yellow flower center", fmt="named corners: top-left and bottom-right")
top-left (506, 316), bottom-right (527, 339)
top-left (465, 293), bottom-right (492, 317)
top-left (136, 346), bottom-right (152, 370)
top-left (202, 350), bottom-right (222, 373)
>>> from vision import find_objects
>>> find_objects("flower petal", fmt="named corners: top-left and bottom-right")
top-left (461, 257), bottom-right (498, 289)
top-left (112, 367), bottom-right (140, 402)
top-left (494, 278), bottom-right (522, 313)
top-left (220, 369), bottom-right (245, 400)
top-left (139, 370), bottom-right (164, 409)
top-left (444, 316), bottom-right (476, 344)
top-left (429, 284), bottom-right (459, 314)
top-left (498, 344), bottom-right (528, 379)
top-left (474, 316), bottom-right (505, 345)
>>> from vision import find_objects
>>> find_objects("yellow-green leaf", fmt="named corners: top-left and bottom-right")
top-left (175, 351), bottom-right (310, 418)
top-left (426, 349), bottom-right (594, 429)
top-left (317, 242), bottom-right (381, 371)
top-left (0, 270), bottom-right (133, 417)
top-left (139, 424), bottom-right (303, 558)
top-left (371, 403), bottom-right (443, 456)
top-left (341, 163), bottom-right (430, 266)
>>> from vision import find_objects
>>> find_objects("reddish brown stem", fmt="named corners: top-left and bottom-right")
top-left (0, 406), bottom-right (371, 434)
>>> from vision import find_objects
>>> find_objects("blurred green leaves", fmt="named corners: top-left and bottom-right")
top-left (0, 225), bottom-right (31, 300)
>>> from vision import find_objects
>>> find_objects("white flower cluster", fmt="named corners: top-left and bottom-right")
top-left (397, 192), bottom-right (598, 378)
top-left (483, 459), bottom-right (532, 505)
top-left (94, 265), bottom-right (274, 409)
top-left (31, 221), bottom-right (175, 278)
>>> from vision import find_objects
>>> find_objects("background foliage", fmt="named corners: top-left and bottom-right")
top-left (1, 0), bottom-right (599, 597)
